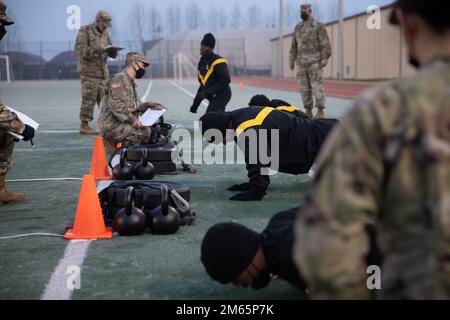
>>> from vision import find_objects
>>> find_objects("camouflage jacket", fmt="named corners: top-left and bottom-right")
top-left (293, 55), bottom-right (450, 300)
top-left (289, 20), bottom-right (331, 67)
top-left (0, 101), bottom-right (24, 135)
top-left (99, 72), bottom-right (146, 133)
top-left (75, 23), bottom-right (111, 79)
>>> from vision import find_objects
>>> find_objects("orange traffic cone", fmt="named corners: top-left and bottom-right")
top-left (90, 137), bottom-right (112, 180)
top-left (239, 81), bottom-right (245, 90)
top-left (65, 175), bottom-right (113, 240)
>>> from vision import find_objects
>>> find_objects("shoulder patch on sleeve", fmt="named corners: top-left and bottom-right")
top-left (112, 82), bottom-right (122, 89)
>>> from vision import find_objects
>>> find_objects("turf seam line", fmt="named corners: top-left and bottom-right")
top-left (0, 233), bottom-right (64, 240)
top-left (41, 240), bottom-right (93, 300)
top-left (141, 80), bottom-right (153, 102)
top-left (7, 178), bottom-right (82, 183)
top-left (168, 80), bottom-right (208, 107)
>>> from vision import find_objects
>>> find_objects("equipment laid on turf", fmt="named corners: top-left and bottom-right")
top-left (112, 149), bottom-right (134, 180)
top-left (113, 187), bottom-right (146, 236)
top-left (133, 149), bottom-right (156, 180)
top-left (148, 184), bottom-right (180, 235)
top-left (99, 180), bottom-right (195, 236)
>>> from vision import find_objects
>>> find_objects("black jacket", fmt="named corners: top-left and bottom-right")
top-left (230, 107), bottom-right (338, 194)
top-left (192, 52), bottom-right (231, 109)
top-left (270, 99), bottom-right (309, 119)
top-left (262, 207), bottom-right (307, 291)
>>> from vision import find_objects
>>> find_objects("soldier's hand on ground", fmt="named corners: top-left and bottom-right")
top-left (189, 105), bottom-right (198, 114)
top-left (21, 125), bottom-right (35, 142)
top-left (227, 183), bottom-right (251, 192)
top-left (229, 191), bottom-right (266, 202)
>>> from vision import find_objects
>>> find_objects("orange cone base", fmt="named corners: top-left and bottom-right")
top-left (64, 227), bottom-right (113, 240)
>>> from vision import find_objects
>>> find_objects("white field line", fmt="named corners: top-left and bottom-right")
top-left (6, 178), bottom-right (82, 183)
top-left (41, 77), bottom-right (155, 300)
top-left (141, 80), bottom-right (153, 102)
top-left (41, 240), bottom-right (93, 300)
top-left (168, 80), bottom-right (208, 107)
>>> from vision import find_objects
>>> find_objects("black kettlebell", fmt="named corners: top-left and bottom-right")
top-left (149, 184), bottom-right (180, 235)
top-left (113, 187), bottom-right (146, 236)
top-left (113, 149), bottom-right (134, 180)
top-left (134, 149), bottom-right (155, 180)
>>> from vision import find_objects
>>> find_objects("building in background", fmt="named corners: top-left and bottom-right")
top-left (146, 28), bottom-right (277, 79)
top-left (271, 4), bottom-right (415, 80)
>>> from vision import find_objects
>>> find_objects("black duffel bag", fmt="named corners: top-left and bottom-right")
top-left (99, 180), bottom-right (195, 227)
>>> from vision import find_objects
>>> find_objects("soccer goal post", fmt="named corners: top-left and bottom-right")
top-left (0, 55), bottom-right (12, 83)
top-left (172, 53), bottom-right (197, 82)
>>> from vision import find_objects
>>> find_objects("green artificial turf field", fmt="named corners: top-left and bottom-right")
top-left (0, 79), bottom-right (353, 300)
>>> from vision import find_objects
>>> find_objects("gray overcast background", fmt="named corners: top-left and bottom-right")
top-left (7, 0), bottom-right (394, 43)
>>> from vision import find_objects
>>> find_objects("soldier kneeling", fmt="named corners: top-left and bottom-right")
top-left (99, 52), bottom-right (164, 153)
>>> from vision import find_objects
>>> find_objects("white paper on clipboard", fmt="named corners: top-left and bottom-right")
top-left (6, 106), bottom-right (39, 140)
top-left (139, 108), bottom-right (167, 127)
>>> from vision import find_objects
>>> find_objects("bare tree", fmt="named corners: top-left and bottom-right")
top-left (166, 4), bottom-right (181, 35)
top-left (230, 3), bottom-right (242, 29)
top-left (246, 4), bottom-right (262, 29)
top-left (148, 6), bottom-right (162, 39)
top-left (185, 2), bottom-right (202, 30)
top-left (285, 1), bottom-right (299, 28)
top-left (128, 3), bottom-right (147, 52)
top-left (207, 6), bottom-right (220, 30)
top-left (218, 7), bottom-right (228, 29)
top-left (329, 1), bottom-right (339, 21)
top-left (265, 12), bottom-right (277, 29)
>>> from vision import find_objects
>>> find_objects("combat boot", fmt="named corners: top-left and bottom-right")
top-left (80, 121), bottom-right (98, 135)
top-left (305, 108), bottom-right (314, 119)
top-left (315, 108), bottom-right (325, 120)
top-left (0, 175), bottom-right (26, 205)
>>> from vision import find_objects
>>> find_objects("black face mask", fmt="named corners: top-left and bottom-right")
top-left (249, 262), bottom-right (271, 290)
top-left (408, 54), bottom-right (421, 69)
top-left (135, 67), bottom-right (146, 79)
top-left (301, 13), bottom-right (309, 21)
top-left (0, 25), bottom-right (6, 41)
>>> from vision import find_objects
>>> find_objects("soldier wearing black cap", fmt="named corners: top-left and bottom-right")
top-left (248, 94), bottom-right (309, 119)
top-left (201, 208), bottom-right (307, 291)
top-left (189, 33), bottom-right (232, 115)
top-left (200, 108), bottom-right (338, 201)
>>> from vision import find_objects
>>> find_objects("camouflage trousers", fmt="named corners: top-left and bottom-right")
top-left (296, 63), bottom-right (326, 110)
top-left (0, 131), bottom-right (15, 176)
top-left (101, 124), bottom-right (151, 147)
top-left (80, 76), bottom-right (107, 122)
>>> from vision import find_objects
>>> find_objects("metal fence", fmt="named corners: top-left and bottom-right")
top-left (0, 38), bottom-right (271, 81)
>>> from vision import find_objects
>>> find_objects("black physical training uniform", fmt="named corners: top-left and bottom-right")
top-left (191, 52), bottom-right (232, 114)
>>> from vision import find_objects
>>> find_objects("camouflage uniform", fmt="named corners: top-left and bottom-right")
top-left (289, 5), bottom-right (331, 113)
top-left (99, 71), bottom-right (150, 146)
top-left (75, 19), bottom-right (111, 123)
top-left (293, 55), bottom-right (450, 299)
top-left (0, 101), bottom-right (24, 176)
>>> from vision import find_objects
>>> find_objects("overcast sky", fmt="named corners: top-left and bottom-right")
top-left (7, 0), bottom-right (394, 43)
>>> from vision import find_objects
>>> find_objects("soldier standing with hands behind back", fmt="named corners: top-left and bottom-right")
top-left (289, 4), bottom-right (331, 120)
top-left (75, 10), bottom-right (118, 135)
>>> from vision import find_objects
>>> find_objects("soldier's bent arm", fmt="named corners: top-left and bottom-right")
top-left (289, 28), bottom-right (298, 67)
top-left (0, 105), bottom-right (25, 134)
top-left (318, 24), bottom-right (331, 62)
top-left (293, 99), bottom-right (385, 299)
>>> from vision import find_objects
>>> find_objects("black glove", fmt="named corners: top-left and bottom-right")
top-left (21, 125), bottom-right (35, 141)
top-left (227, 183), bottom-right (251, 192)
top-left (229, 191), bottom-right (266, 202)
top-left (190, 105), bottom-right (198, 114)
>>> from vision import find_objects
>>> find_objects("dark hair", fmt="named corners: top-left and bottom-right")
top-left (399, 0), bottom-right (450, 34)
